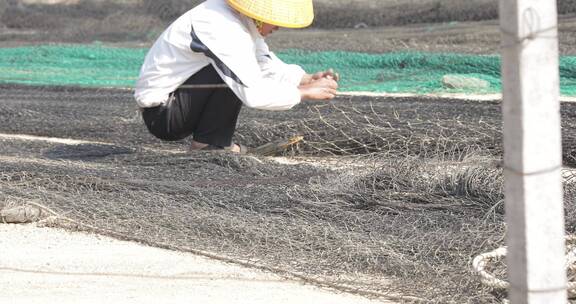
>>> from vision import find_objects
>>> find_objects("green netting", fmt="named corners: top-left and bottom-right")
top-left (0, 44), bottom-right (147, 87)
top-left (279, 49), bottom-right (502, 94)
top-left (1, 44), bottom-right (576, 95)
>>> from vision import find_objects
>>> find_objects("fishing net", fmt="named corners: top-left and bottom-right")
top-left (2, 1), bottom-right (576, 303)
top-left (1, 1), bottom-right (576, 95)
top-left (4, 45), bottom-right (576, 95)
top-left (2, 85), bottom-right (576, 303)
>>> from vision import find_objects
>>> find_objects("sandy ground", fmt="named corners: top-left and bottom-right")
top-left (0, 224), bottom-right (394, 304)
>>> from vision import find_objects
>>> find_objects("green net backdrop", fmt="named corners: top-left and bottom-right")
top-left (2, 44), bottom-right (576, 95)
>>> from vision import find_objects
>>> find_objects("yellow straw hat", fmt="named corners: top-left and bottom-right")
top-left (227, 0), bottom-right (314, 29)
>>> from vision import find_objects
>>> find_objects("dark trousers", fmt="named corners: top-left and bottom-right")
top-left (142, 65), bottom-right (242, 147)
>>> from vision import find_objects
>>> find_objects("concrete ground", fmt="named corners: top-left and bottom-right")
top-left (0, 224), bottom-right (393, 304)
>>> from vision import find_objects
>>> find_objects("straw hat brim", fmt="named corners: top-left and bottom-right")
top-left (227, 0), bottom-right (314, 29)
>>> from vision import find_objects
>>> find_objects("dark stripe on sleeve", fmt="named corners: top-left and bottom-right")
top-left (190, 25), bottom-right (246, 87)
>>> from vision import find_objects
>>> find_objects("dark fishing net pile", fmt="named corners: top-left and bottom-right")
top-left (237, 95), bottom-right (576, 167)
top-left (2, 85), bottom-right (576, 303)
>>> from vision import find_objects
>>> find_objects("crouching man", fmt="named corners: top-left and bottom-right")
top-left (134, 0), bottom-right (339, 153)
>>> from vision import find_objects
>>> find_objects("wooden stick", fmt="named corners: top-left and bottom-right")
top-left (178, 84), bottom-right (229, 89)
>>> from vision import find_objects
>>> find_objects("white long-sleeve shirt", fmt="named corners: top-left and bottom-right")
top-left (134, 0), bottom-right (306, 111)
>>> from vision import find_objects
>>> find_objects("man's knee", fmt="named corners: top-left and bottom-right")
top-left (141, 106), bottom-right (189, 141)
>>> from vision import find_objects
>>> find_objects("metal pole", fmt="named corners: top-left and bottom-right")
top-left (500, 0), bottom-right (567, 303)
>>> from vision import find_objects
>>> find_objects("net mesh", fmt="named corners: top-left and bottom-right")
top-left (4, 45), bottom-right (576, 95)
top-left (2, 1), bottom-right (576, 303)
top-left (3, 84), bottom-right (576, 302)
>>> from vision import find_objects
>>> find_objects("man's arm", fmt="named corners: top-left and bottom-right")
top-left (254, 37), bottom-right (340, 99)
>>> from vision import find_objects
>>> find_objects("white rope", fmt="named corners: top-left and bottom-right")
top-left (472, 247), bottom-right (509, 290)
top-left (473, 236), bottom-right (576, 296)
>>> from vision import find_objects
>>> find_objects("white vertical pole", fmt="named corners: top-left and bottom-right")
top-left (500, 0), bottom-right (567, 303)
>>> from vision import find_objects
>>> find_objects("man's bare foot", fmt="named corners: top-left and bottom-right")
top-left (190, 140), bottom-right (209, 151)
top-left (190, 140), bottom-right (242, 153)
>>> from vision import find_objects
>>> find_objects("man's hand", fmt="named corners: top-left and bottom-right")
top-left (314, 68), bottom-right (340, 82)
top-left (300, 68), bottom-right (340, 85)
top-left (299, 77), bottom-right (338, 101)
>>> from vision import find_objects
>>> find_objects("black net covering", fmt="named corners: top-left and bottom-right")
top-left (2, 85), bottom-right (576, 303)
